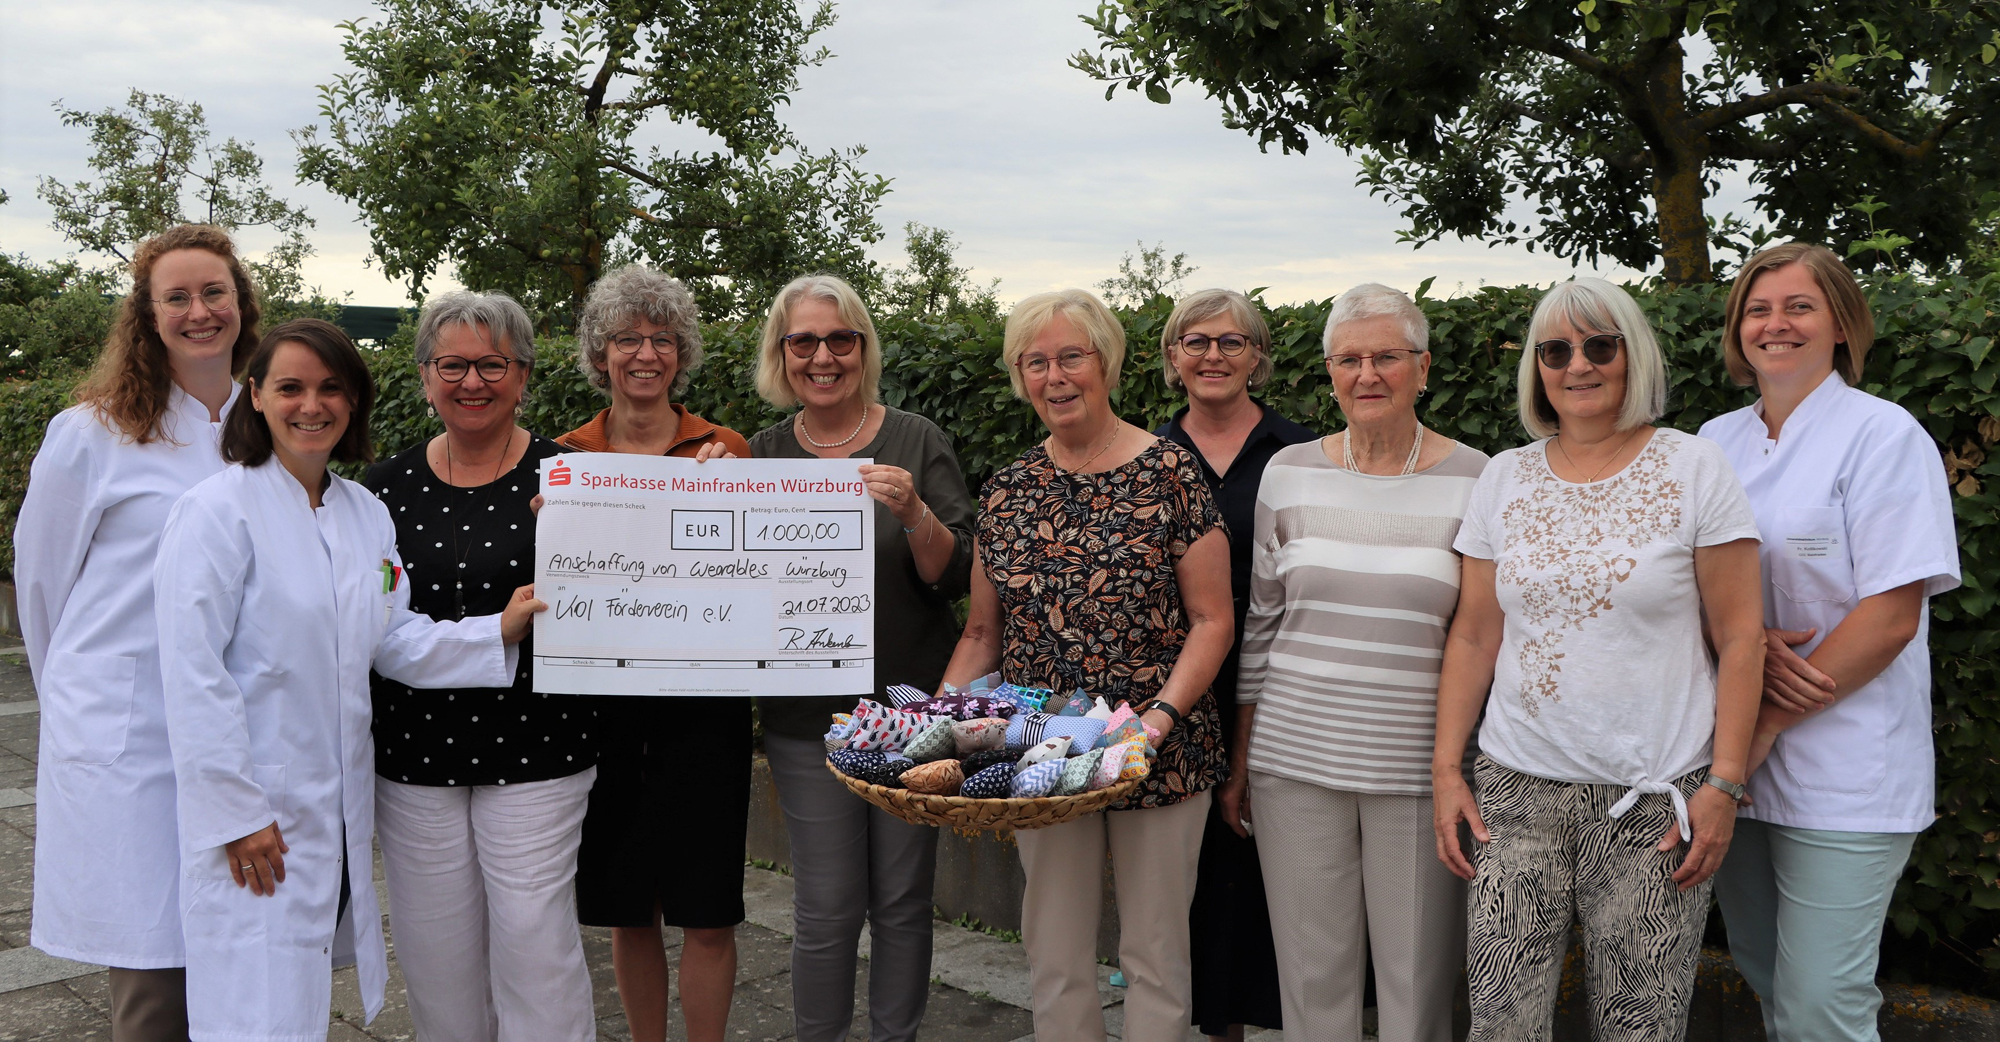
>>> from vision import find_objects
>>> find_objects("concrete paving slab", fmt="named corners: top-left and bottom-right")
top-left (0, 945), bottom-right (100, 993)
top-left (0, 792), bottom-right (32, 812)
top-left (0, 702), bottom-right (37, 718)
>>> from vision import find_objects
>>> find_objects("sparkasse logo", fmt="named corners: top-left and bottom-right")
top-left (548, 461), bottom-right (572, 487)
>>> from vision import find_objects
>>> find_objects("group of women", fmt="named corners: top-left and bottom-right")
top-left (16, 223), bottom-right (1955, 1042)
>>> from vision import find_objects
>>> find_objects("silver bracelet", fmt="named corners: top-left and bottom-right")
top-left (902, 504), bottom-right (930, 535)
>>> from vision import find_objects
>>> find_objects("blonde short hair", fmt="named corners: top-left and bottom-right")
top-left (753, 274), bottom-right (883, 409)
top-left (1001, 289), bottom-right (1126, 399)
top-left (1160, 289), bottom-right (1273, 392)
top-left (1517, 279), bottom-right (1666, 439)
top-left (1722, 242), bottom-right (1874, 388)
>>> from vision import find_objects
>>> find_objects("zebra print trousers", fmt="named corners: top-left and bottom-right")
top-left (1465, 757), bottom-right (1713, 1042)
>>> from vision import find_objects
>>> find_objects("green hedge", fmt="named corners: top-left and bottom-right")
top-left (4, 274), bottom-right (2000, 984)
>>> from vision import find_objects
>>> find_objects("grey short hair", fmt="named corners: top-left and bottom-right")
top-left (1323, 283), bottom-right (1429, 356)
top-left (1161, 288), bottom-right (1273, 392)
top-left (414, 290), bottom-right (536, 368)
top-left (576, 265), bottom-right (704, 397)
top-left (1516, 278), bottom-right (1667, 439)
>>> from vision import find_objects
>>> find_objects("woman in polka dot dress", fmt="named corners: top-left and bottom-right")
top-left (362, 290), bottom-right (601, 1042)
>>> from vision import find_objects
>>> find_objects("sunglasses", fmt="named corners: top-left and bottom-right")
top-left (1534, 333), bottom-right (1624, 369)
top-left (782, 330), bottom-right (866, 358)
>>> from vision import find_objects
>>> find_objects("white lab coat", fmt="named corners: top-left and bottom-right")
top-left (156, 459), bottom-right (515, 1042)
top-left (15, 386), bottom-right (237, 968)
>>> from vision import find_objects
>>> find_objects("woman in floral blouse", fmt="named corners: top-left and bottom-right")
top-left (940, 288), bottom-right (1235, 1042)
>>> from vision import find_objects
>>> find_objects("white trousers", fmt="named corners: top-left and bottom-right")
top-left (375, 769), bottom-right (597, 1042)
top-left (1015, 790), bottom-right (1212, 1042)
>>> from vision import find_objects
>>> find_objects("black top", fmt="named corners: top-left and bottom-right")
top-left (1156, 402), bottom-right (1318, 712)
top-left (747, 407), bottom-right (976, 739)
top-left (363, 434), bottom-right (599, 786)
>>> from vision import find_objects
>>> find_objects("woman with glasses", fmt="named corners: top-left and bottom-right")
top-left (17, 224), bottom-right (258, 1041)
top-left (745, 274), bottom-right (974, 1042)
top-left (1235, 283), bottom-right (1487, 1042)
top-left (941, 288), bottom-right (1235, 1042)
top-left (557, 265), bottom-right (752, 1042)
top-left (360, 290), bottom-right (599, 1041)
top-left (1431, 278), bottom-right (1765, 1039)
top-left (1699, 245), bottom-right (1958, 1042)
top-left (1152, 288), bottom-right (1309, 1042)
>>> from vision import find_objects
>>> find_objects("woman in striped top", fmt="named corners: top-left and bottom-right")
top-left (1234, 283), bottom-right (1488, 1042)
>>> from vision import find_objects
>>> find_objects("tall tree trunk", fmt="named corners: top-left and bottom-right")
top-left (1639, 38), bottom-right (1713, 285)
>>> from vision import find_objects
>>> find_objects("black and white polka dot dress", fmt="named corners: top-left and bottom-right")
top-left (362, 435), bottom-right (597, 786)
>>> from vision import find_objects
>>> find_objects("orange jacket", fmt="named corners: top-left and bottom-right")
top-left (554, 403), bottom-right (752, 459)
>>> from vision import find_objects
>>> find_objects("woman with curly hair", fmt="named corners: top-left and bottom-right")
top-left (15, 224), bottom-right (261, 1041)
top-left (557, 265), bottom-right (753, 1042)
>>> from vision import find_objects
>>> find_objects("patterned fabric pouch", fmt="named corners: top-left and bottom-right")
top-left (1053, 749), bottom-right (1105, 796)
top-left (959, 749), bottom-right (1018, 777)
top-left (1053, 691), bottom-right (1093, 717)
top-left (824, 713), bottom-right (856, 753)
top-left (1110, 739), bottom-right (1150, 782)
top-left (992, 683), bottom-right (1052, 712)
top-left (900, 759), bottom-right (964, 796)
top-left (908, 694), bottom-right (1017, 720)
top-left (1095, 713), bottom-right (1159, 751)
top-left (846, 700), bottom-right (941, 754)
top-left (885, 684), bottom-right (933, 709)
top-left (1010, 759), bottom-right (1065, 798)
top-left (960, 762), bottom-right (1015, 799)
top-left (905, 719), bottom-right (958, 763)
top-left (952, 717), bottom-right (1008, 754)
top-left (1090, 743), bottom-right (1130, 790)
top-left (1006, 713), bottom-right (1108, 755)
top-left (1084, 696), bottom-right (1116, 722)
top-left (966, 671), bottom-right (1003, 692)
top-left (1017, 737), bottom-right (1070, 768)
top-left (830, 748), bottom-right (907, 789)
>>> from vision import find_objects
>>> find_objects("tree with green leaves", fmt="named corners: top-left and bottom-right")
top-left (1097, 241), bottom-right (1198, 308)
top-left (35, 90), bottom-right (316, 293)
top-left (879, 223), bottom-right (999, 320)
top-left (1074, 0), bottom-right (2000, 284)
top-left (296, 0), bottom-right (889, 322)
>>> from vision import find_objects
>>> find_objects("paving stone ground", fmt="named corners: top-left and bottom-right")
top-left (0, 651), bottom-right (1268, 1042)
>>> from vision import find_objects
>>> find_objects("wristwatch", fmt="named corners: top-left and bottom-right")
top-left (1704, 774), bottom-right (1747, 803)
top-left (1140, 699), bottom-right (1183, 728)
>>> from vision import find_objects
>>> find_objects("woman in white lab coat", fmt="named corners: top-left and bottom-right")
top-left (155, 318), bottom-right (544, 1042)
top-left (16, 224), bottom-right (260, 1041)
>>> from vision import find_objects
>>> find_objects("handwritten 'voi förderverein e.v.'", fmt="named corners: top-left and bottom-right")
top-left (531, 454), bottom-right (876, 697)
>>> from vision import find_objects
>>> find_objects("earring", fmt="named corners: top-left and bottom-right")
top-left (426, 400), bottom-right (437, 418)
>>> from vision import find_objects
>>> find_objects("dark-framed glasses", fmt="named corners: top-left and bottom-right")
top-left (428, 355), bottom-right (519, 383)
top-left (782, 330), bottom-right (866, 358)
top-left (1175, 333), bottom-right (1253, 357)
top-left (1015, 348), bottom-right (1098, 377)
top-left (1327, 349), bottom-right (1418, 372)
top-left (154, 285), bottom-right (235, 318)
top-left (609, 332), bottom-right (680, 354)
top-left (1534, 333), bottom-right (1624, 369)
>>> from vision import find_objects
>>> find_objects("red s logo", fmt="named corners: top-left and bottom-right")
top-left (547, 461), bottom-right (572, 487)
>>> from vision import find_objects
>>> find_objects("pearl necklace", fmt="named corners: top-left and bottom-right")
top-left (1343, 424), bottom-right (1424, 476)
top-left (799, 404), bottom-right (870, 448)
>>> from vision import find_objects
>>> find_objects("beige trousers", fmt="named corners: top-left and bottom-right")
top-left (1015, 790), bottom-right (1211, 1042)
top-left (1250, 772), bottom-right (1465, 1042)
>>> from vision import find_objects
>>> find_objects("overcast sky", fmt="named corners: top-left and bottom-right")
top-left (1, 0), bottom-right (1722, 308)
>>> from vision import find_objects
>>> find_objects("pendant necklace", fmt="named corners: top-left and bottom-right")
top-left (1047, 421), bottom-right (1121, 474)
top-left (441, 429), bottom-right (515, 620)
top-left (1552, 426), bottom-right (1644, 484)
top-left (800, 404), bottom-right (870, 449)
top-left (1343, 424), bottom-right (1424, 475)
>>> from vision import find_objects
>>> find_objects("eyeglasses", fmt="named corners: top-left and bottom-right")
top-left (1174, 333), bottom-right (1253, 357)
top-left (609, 332), bottom-right (679, 354)
top-left (1015, 348), bottom-right (1098, 377)
top-left (427, 355), bottom-right (519, 383)
top-left (154, 285), bottom-right (235, 318)
top-left (1326, 349), bottom-right (1418, 372)
top-left (782, 330), bottom-right (866, 358)
top-left (1534, 333), bottom-right (1624, 369)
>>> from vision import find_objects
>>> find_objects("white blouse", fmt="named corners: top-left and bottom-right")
top-left (1454, 428), bottom-right (1761, 837)
top-left (1700, 373), bottom-right (1959, 833)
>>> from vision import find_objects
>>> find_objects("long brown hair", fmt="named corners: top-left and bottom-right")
top-left (1721, 242), bottom-right (1875, 388)
top-left (74, 225), bottom-right (263, 443)
top-left (221, 319), bottom-right (376, 468)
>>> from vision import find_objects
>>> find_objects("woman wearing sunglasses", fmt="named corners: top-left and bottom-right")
top-left (360, 290), bottom-right (600, 1041)
top-left (745, 274), bottom-right (975, 1042)
top-left (1698, 245), bottom-right (1957, 1042)
top-left (1152, 288), bottom-right (1308, 1042)
top-left (1431, 278), bottom-right (1766, 1038)
top-left (557, 265), bottom-right (753, 1042)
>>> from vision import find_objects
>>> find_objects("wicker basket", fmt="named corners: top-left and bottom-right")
top-left (825, 759), bottom-right (1142, 833)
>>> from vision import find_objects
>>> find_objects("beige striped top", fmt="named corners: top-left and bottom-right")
top-left (1237, 438), bottom-right (1490, 795)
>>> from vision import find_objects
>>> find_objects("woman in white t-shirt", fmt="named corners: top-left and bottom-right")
top-left (1430, 278), bottom-right (1767, 1040)
top-left (1697, 244), bottom-right (1958, 1042)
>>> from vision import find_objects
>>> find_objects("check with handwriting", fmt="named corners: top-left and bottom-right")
top-left (532, 454), bottom-right (876, 696)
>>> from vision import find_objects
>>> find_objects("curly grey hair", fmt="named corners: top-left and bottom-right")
top-left (414, 290), bottom-right (537, 368)
top-left (575, 265), bottom-right (704, 397)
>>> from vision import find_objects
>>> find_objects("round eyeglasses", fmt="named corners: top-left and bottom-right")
top-left (1534, 334), bottom-right (1624, 369)
top-left (154, 285), bottom-right (236, 318)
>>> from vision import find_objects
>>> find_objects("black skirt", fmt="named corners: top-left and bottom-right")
top-left (1189, 796), bottom-right (1284, 1033)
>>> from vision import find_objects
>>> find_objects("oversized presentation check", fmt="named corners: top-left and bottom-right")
top-left (532, 453), bottom-right (875, 697)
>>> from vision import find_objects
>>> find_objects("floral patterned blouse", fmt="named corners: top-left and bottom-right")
top-left (977, 438), bottom-right (1229, 809)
